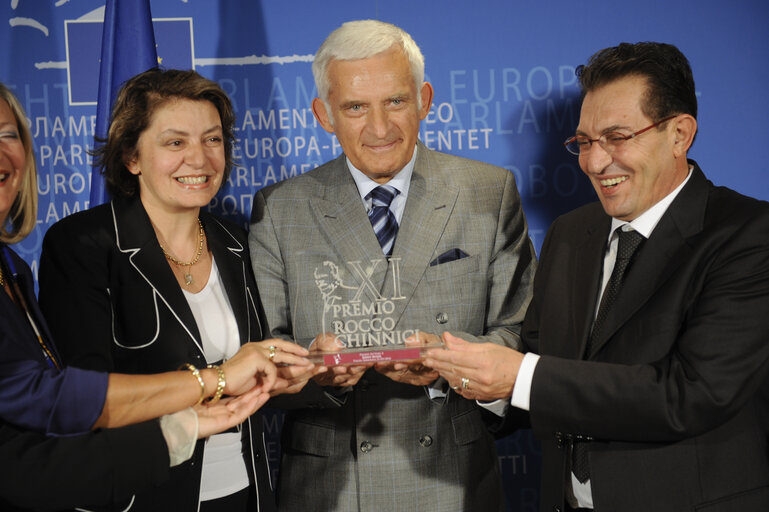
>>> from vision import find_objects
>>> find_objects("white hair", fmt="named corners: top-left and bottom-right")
top-left (312, 20), bottom-right (426, 110)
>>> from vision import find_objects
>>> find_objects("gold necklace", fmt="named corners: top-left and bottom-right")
top-left (0, 264), bottom-right (4, 287)
top-left (160, 219), bottom-right (205, 286)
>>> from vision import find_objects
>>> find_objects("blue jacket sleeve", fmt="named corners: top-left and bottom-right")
top-left (0, 357), bottom-right (108, 436)
top-left (0, 245), bottom-right (109, 436)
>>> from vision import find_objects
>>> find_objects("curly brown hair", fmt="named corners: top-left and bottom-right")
top-left (92, 68), bottom-right (236, 198)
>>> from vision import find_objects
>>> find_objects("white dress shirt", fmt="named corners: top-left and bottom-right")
top-left (346, 144), bottom-right (416, 220)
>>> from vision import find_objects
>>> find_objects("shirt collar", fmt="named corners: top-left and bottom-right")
top-left (346, 144), bottom-right (417, 202)
top-left (609, 166), bottom-right (693, 241)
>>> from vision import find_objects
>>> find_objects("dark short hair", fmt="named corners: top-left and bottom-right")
top-left (576, 42), bottom-right (697, 123)
top-left (93, 68), bottom-right (236, 198)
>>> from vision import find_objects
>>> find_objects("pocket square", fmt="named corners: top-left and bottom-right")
top-left (429, 248), bottom-right (470, 266)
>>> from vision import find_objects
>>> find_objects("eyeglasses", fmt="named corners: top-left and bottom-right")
top-left (563, 115), bottom-right (677, 156)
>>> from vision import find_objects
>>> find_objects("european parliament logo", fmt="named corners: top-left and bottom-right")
top-left (65, 18), bottom-right (194, 106)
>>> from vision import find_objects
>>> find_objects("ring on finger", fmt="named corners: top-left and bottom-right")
top-left (461, 377), bottom-right (470, 390)
top-left (268, 345), bottom-right (277, 360)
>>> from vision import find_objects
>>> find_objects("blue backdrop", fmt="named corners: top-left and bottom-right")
top-left (3, 1), bottom-right (768, 510)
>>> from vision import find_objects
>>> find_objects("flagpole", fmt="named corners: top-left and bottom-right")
top-left (90, 0), bottom-right (158, 207)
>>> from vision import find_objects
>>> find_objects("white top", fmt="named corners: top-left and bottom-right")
top-left (183, 257), bottom-right (240, 363)
top-left (183, 256), bottom-right (249, 501)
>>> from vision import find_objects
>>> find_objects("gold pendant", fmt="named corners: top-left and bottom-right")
top-left (184, 272), bottom-right (193, 286)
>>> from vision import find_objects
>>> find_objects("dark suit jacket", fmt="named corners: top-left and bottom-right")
top-left (0, 421), bottom-right (169, 512)
top-left (250, 143), bottom-right (537, 511)
top-left (38, 197), bottom-right (275, 512)
top-left (522, 163), bottom-right (769, 511)
top-left (0, 246), bottom-right (170, 512)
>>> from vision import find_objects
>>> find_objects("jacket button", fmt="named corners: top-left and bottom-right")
top-left (360, 441), bottom-right (373, 453)
top-left (436, 312), bottom-right (448, 324)
top-left (419, 435), bottom-right (433, 447)
top-left (358, 378), bottom-right (369, 392)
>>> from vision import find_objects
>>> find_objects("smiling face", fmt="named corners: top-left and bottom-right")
top-left (577, 75), bottom-right (689, 221)
top-left (312, 47), bottom-right (433, 184)
top-left (126, 98), bottom-right (225, 216)
top-left (0, 99), bottom-right (25, 226)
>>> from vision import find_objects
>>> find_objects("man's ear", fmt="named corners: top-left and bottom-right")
top-left (418, 82), bottom-right (434, 120)
top-left (312, 97), bottom-right (335, 134)
top-left (672, 114), bottom-right (697, 158)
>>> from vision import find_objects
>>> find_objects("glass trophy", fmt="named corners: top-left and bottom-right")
top-left (304, 257), bottom-right (443, 366)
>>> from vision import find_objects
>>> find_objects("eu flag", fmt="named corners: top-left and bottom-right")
top-left (90, 0), bottom-right (158, 207)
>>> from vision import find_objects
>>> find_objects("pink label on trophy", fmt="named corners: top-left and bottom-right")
top-left (321, 347), bottom-right (423, 365)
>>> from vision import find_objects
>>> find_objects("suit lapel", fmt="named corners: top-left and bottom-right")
top-left (310, 156), bottom-right (389, 286)
top-left (111, 198), bottom-right (203, 354)
top-left (384, 148), bottom-right (458, 325)
top-left (203, 214), bottom-right (256, 345)
top-left (571, 212), bottom-right (610, 359)
top-left (588, 165), bottom-right (709, 356)
top-left (308, 149), bottom-right (457, 331)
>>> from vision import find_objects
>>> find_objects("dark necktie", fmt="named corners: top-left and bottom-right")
top-left (366, 185), bottom-right (399, 256)
top-left (573, 227), bottom-right (645, 484)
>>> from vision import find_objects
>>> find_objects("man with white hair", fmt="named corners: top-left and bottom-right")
top-left (249, 20), bottom-right (536, 511)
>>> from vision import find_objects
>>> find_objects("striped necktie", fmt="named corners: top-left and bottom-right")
top-left (366, 185), bottom-right (399, 256)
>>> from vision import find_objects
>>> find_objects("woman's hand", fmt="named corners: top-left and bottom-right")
top-left (161, 389), bottom-right (270, 466)
top-left (252, 339), bottom-right (326, 396)
top-left (220, 340), bottom-right (310, 396)
top-left (195, 387), bottom-right (271, 438)
top-left (271, 361), bottom-right (328, 396)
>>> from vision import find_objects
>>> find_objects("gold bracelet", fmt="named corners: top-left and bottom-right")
top-left (180, 363), bottom-right (206, 405)
top-left (205, 364), bottom-right (226, 404)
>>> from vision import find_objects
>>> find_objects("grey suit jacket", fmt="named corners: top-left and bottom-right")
top-left (250, 143), bottom-right (536, 511)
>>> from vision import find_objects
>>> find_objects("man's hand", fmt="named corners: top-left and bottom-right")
top-left (375, 331), bottom-right (440, 386)
top-left (310, 333), bottom-right (372, 387)
top-left (423, 332), bottom-right (524, 401)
